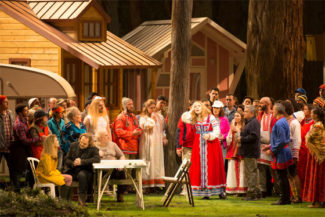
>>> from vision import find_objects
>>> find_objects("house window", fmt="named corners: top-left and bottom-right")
top-left (9, 58), bottom-right (31, 66)
top-left (82, 21), bottom-right (102, 39)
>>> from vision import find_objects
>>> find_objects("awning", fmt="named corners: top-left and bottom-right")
top-left (0, 64), bottom-right (76, 98)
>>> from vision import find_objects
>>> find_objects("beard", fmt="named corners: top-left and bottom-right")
top-left (127, 108), bottom-right (134, 113)
top-left (260, 105), bottom-right (267, 111)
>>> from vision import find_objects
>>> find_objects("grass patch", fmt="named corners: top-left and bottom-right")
top-left (88, 194), bottom-right (324, 217)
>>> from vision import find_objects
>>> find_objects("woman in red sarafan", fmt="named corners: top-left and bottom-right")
top-left (226, 110), bottom-right (247, 195)
top-left (189, 101), bottom-right (226, 199)
top-left (302, 107), bottom-right (325, 208)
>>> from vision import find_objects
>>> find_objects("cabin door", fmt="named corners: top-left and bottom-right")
top-left (63, 58), bottom-right (81, 104)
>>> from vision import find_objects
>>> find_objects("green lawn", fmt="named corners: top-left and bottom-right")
top-left (87, 194), bottom-right (324, 217)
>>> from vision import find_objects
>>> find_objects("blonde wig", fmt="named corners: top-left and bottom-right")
top-left (41, 135), bottom-right (58, 159)
top-left (190, 101), bottom-right (211, 124)
top-left (87, 98), bottom-right (109, 131)
top-left (141, 99), bottom-right (156, 117)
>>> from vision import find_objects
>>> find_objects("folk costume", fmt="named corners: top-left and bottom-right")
top-left (226, 128), bottom-right (247, 194)
top-left (313, 97), bottom-right (325, 109)
top-left (189, 114), bottom-right (226, 197)
top-left (139, 112), bottom-right (165, 188)
top-left (287, 116), bottom-right (302, 202)
top-left (270, 117), bottom-right (294, 204)
top-left (302, 121), bottom-right (325, 204)
top-left (112, 111), bottom-right (142, 156)
top-left (297, 120), bottom-right (314, 197)
top-left (257, 111), bottom-right (277, 195)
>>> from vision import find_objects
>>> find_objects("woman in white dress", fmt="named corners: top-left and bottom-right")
top-left (139, 99), bottom-right (167, 189)
top-left (83, 97), bottom-right (111, 141)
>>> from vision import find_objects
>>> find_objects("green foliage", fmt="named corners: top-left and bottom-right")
top-left (0, 188), bottom-right (89, 217)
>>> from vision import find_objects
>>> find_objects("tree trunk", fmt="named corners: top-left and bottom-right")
top-left (166, 0), bottom-right (193, 176)
top-left (246, 0), bottom-right (305, 99)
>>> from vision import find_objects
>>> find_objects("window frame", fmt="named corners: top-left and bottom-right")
top-left (81, 20), bottom-right (103, 40)
top-left (9, 58), bottom-right (31, 67)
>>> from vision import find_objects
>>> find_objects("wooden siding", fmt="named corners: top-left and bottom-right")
top-left (0, 10), bottom-right (59, 73)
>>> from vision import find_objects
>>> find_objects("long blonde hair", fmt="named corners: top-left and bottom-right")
top-left (190, 101), bottom-right (211, 124)
top-left (141, 99), bottom-right (156, 117)
top-left (41, 135), bottom-right (58, 159)
top-left (87, 98), bottom-right (109, 131)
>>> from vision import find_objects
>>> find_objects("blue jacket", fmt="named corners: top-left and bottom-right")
top-left (270, 117), bottom-right (293, 169)
top-left (47, 118), bottom-right (65, 147)
top-left (62, 121), bottom-right (86, 153)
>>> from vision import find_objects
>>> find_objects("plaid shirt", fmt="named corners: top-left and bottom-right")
top-left (13, 115), bottom-right (40, 146)
top-left (1, 111), bottom-right (13, 152)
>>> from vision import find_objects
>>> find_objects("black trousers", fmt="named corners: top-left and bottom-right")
top-left (277, 168), bottom-right (290, 202)
top-left (70, 169), bottom-right (94, 195)
top-left (110, 169), bottom-right (126, 194)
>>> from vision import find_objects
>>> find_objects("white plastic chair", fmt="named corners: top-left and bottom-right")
top-left (27, 157), bottom-right (56, 198)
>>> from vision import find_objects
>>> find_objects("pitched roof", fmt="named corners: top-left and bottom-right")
top-left (123, 17), bottom-right (246, 57)
top-left (26, 0), bottom-right (110, 22)
top-left (0, 0), bottom-right (160, 69)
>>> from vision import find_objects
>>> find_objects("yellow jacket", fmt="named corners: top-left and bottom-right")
top-left (36, 153), bottom-right (65, 186)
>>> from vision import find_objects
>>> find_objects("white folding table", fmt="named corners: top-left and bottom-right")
top-left (93, 160), bottom-right (147, 210)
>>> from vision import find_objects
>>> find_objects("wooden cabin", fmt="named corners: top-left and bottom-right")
top-left (0, 0), bottom-right (161, 118)
top-left (123, 18), bottom-right (246, 100)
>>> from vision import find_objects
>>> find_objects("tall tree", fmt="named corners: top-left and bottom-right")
top-left (166, 0), bottom-right (193, 176)
top-left (246, 0), bottom-right (305, 99)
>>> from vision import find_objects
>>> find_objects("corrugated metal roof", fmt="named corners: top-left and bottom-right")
top-left (26, 0), bottom-right (110, 22)
top-left (68, 31), bottom-right (161, 68)
top-left (0, 0), bottom-right (160, 69)
top-left (123, 17), bottom-right (246, 57)
top-left (27, 0), bottom-right (91, 20)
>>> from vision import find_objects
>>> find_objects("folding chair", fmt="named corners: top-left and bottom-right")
top-left (161, 159), bottom-right (194, 207)
top-left (27, 157), bottom-right (56, 198)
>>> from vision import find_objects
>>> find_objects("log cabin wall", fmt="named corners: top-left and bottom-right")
top-left (0, 10), bottom-right (60, 74)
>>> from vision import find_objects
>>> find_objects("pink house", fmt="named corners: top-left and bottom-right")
top-left (123, 17), bottom-right (246, 101)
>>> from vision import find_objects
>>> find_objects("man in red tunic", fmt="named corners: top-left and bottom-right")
top-left (113, 98), bottom-right (142, 159)
top-left (257, 97), bottom-right (278, 197)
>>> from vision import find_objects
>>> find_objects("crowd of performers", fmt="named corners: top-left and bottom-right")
top-left (176, 85), bottom-right (324, 207)
top-left (0, 84), bottom-right (324, 208)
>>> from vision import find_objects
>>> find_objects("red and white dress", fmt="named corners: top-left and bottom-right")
top-left (189, 115), bottom-right (226, 197)
top-left (225, 130), bottom-right (247, 194)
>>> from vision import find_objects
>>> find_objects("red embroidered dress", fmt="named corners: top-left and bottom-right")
top-left (225, 130), bottom-right (247, 194)
top-left (302, 122), bottom-right (325, 203)
top-left (189, 115), bottom-right (226, 197)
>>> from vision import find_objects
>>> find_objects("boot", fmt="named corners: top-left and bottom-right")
top-left (78, 193), bottom-right (87, 207)
top-left (60, 186), bottom-right (71, 201)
